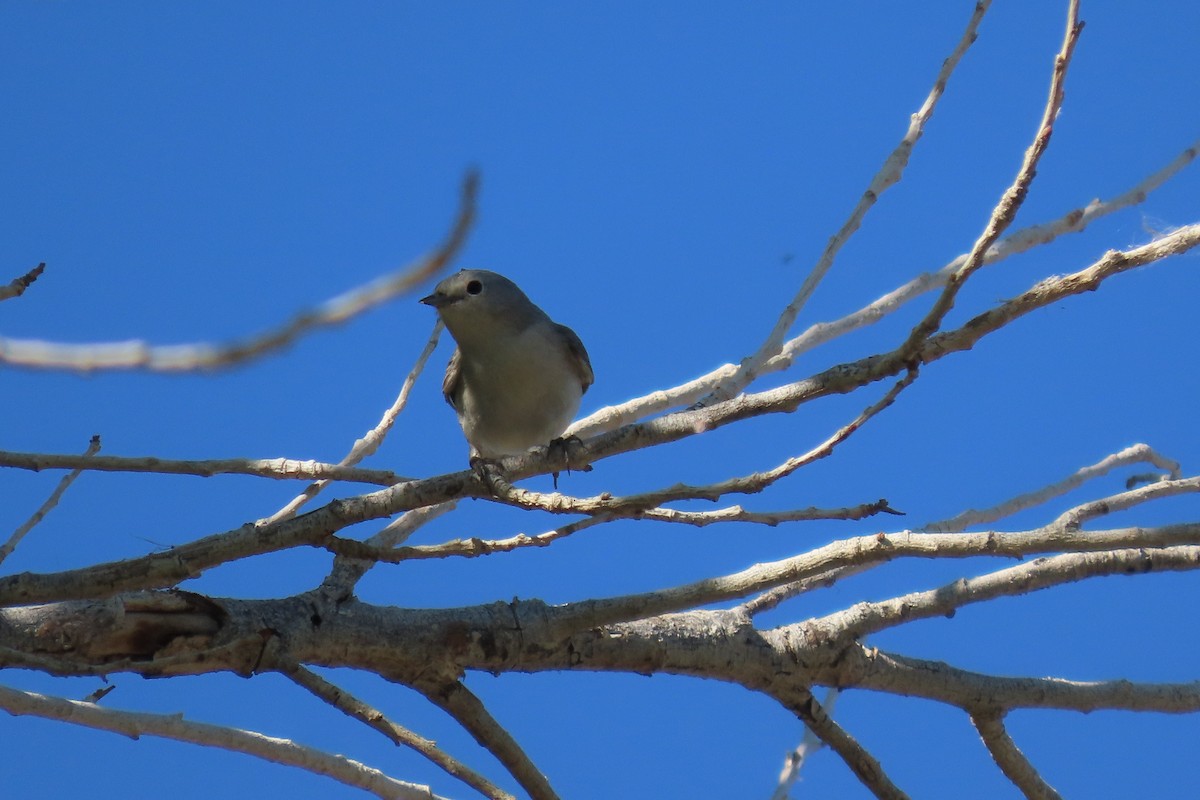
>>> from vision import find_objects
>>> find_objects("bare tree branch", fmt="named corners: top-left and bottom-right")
top-left (810, 544), bottom-right (1200, 641)
top-left (560, 225), bottom-right (1200, 493)
top-left (0, 449), bottom-right (404, 485)
top-left (972, 711), bottom-right (1063, 800)
top-left (737, 565), bottom-right (868, 617)
top-left (0, 172), bottom-right (477, 372)
top-left (0, 435), bottom-right (101, 567)
top-left (569, 135), bottom-right (1198, 440)
top-left (777, 687), bottom-right (908, 800)
top-left (898, 0), bottom-right (1083, 358)
top-left (770, 687), bottom-right (840, 800)
top-left (319, 502), bottom-right (459, 599)
top-left (547, 524), bottom-right (1200, 633)
top-left (280, 659), bottom-right (514, 800)
top-left (0, 683), bottom-right (450, 800)
top-left (265, 319), bottom-right (446, 524)
top-left (415, 679), bottom-right (559, 800)
top-left (326, 514), bottom-right (612, 563)
top-left (638, 499), bottom-right (902, 528)
top-left (923, 443), bottom-right (1182, 532)
top-left (4, 221), bottom-right (1197, 608)
top-left (851, 644), bottom-right (1200, 714)
top-left (700, 0), bottom-right (992, 407)
top-left (1050, 475), bottom-right (1200, 529)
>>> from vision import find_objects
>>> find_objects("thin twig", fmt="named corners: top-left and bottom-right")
top-left (0, 449), bottom-right (403, 485)
top-left (326, 514), bottom-right (612, 564)
top-left (497, 371), bottom-right (916, 519)
top-left (699, 0), bottom-right (993, 407)
top-left (811, 543), bottom-right (1200, 641)
top-left (319, 502), bottom-right (459, 598)
top-left (923, 443), bottom-right (1182, 531)
top-left (738, 564), bottom-right (869, 617)
top-left (0, 683), bottom-right (449, 800)
top-left (265, 319), bottom-right (446, 524)
top-left (638, 499), bottom-right (902, 527)
top-left (897, 0), bottom-right (1083, 359)
top-left (280, 659), bottom-right (514, 800)
top-left (1049, 475), bottom-right (1200, 530)
top-left (568, 136), bottom-right (1199, 440)
top-left (0, 435), bottom-right (101, 567)
top-left (0, 172), bottom-right (478, 372)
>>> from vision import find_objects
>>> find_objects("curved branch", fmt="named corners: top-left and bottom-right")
top-left (923, 443), bottom-right (1182, 532)
top-left (700, 0), bottom-right (993, 407)
top-left (898, 0), bottom-right (1082, 356)
top-left (568, 133), bottom-right (1198, 443)
top-left (0, 172), bottom-right (477, 372)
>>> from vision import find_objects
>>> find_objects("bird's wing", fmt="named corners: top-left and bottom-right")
top-left (556, 323), bottom-right (594, 393)
top-left (442, 348), bottom-right (464, 410)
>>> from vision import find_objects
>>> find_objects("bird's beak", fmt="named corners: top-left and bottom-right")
top-left (420, 292), bottom-right (444, 308)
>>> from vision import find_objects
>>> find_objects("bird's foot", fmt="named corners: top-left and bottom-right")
top-left (547, 435), bottom-right (590, 490)
top-left (469, 456), bottom-right (511, 496)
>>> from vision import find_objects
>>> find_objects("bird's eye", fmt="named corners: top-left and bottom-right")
top-left (466, 280), bottom-right (483, 295)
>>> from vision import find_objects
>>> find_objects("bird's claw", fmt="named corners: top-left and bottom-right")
top-left (469, 456), bottom-right (510, 495)
top-left (547, 435), bottom-right (590, 490)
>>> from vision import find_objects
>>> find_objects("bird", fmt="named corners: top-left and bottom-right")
top-left (420, 269), bottom-right (593, 464)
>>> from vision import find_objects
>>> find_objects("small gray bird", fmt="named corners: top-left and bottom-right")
top-left (420, 269), bottom-right (593, 460)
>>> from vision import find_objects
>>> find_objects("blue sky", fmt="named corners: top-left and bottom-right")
top-left (2, 2), bottom-right (1199, 798)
